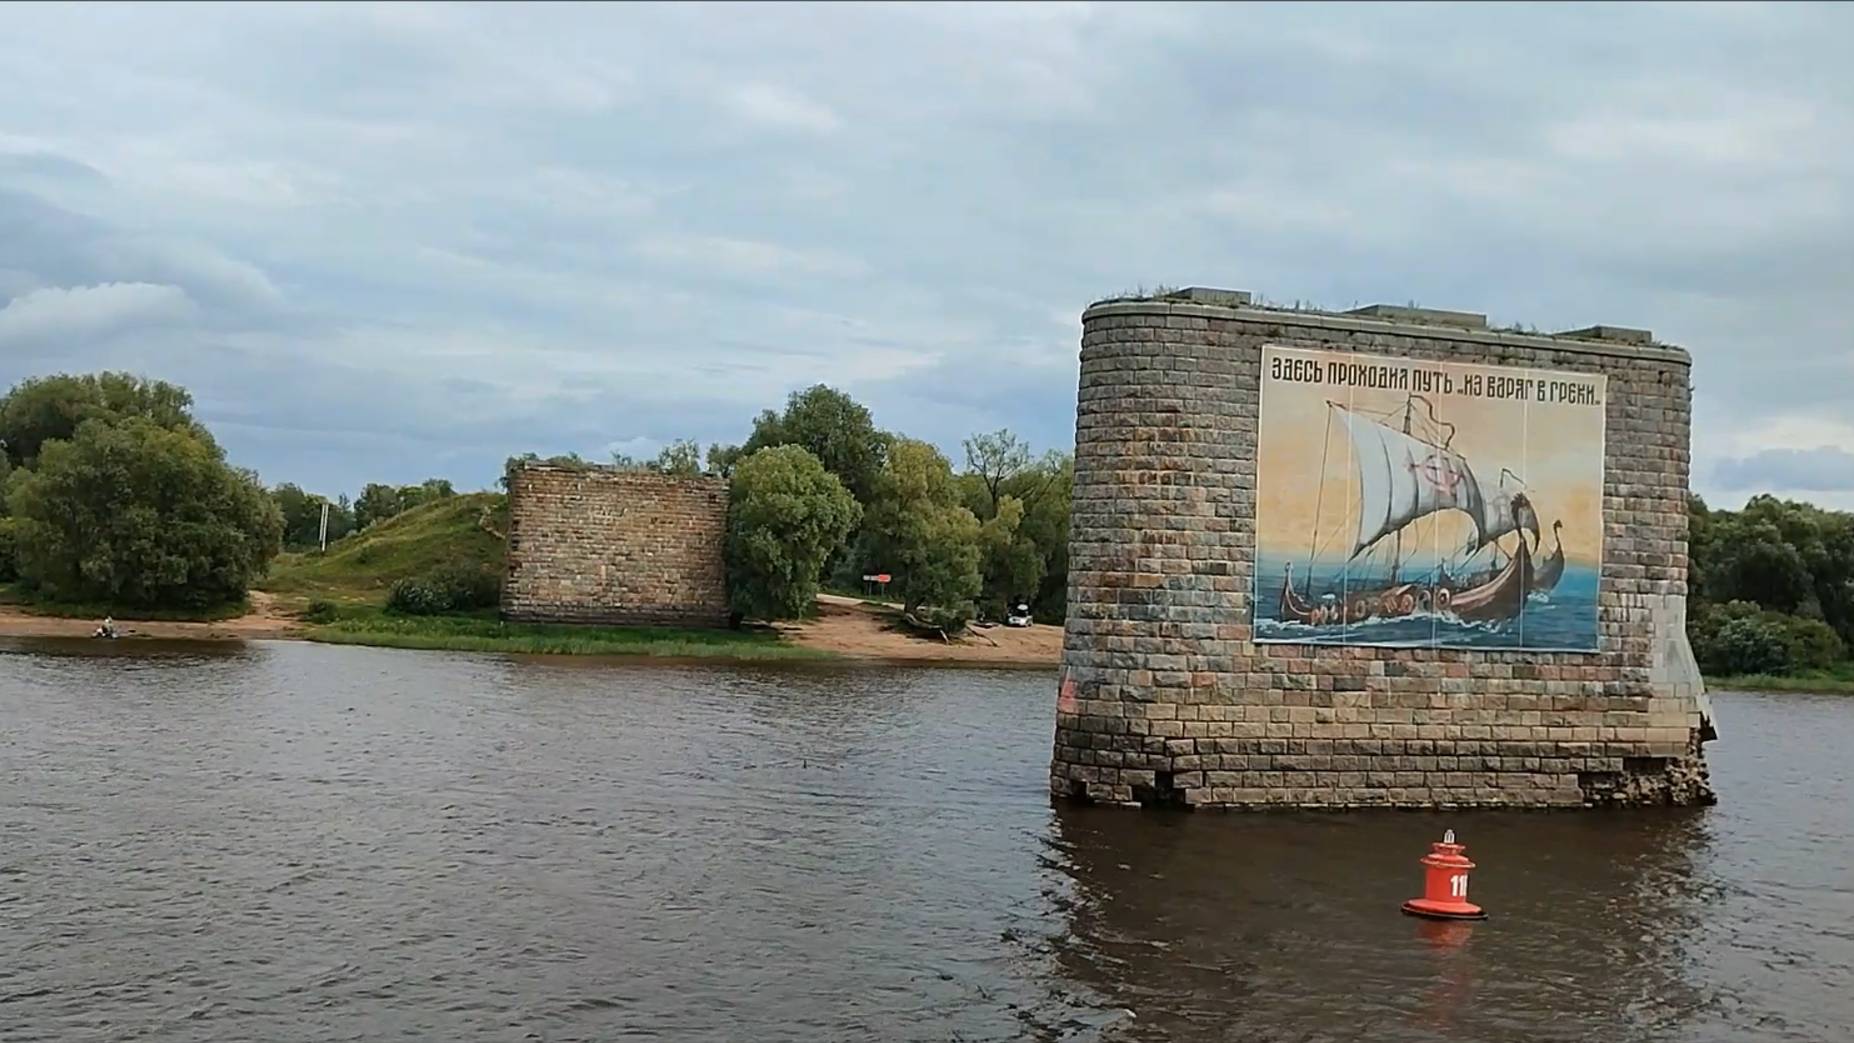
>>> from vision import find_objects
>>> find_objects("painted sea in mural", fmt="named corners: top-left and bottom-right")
top-left (1253, 554), bottom-right (1601, 651)
top-left (1253, 346), bottom-right (1605, 652)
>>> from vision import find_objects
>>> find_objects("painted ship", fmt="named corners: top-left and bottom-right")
top-left (1275, 395), bottom-right (1565, 629)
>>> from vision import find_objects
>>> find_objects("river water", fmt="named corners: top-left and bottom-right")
top-left (1, 639), bottom-right (1849, 1042)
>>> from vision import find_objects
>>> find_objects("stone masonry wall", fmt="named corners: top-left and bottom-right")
top-left (1053, 296), bottom-right (1715, 808)
top-left (503, 464), bottom-right (731, 627)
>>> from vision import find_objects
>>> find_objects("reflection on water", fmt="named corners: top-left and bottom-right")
top-left (1048, 805), bottom-right (1715, 1041)
top-left (0, 640), bottom-right (1848, 1042)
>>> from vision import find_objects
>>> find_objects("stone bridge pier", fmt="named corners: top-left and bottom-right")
top-left (1053, 289), bottom-right (1713, 809)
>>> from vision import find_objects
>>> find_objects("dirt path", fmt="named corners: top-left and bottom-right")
top-left (0, 590), bottom-right (302, 641)
top-left (782, 594), bottom-right (1062, 667)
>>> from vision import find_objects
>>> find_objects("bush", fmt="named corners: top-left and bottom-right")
top-left (429, 563), bottom-right (501, 610)
top-left (1778, 615), bottom-right (1845, 672)
top-left (1690, 599), bottom-right (1848, 676)
top-left (301, 599), bottom-right (339, 624)
top-left (1708, 615), bottom-right (1793, 676)
top-left (387, 578), bottom-right (447, 615)
top-left (386, 563), bottom-right (501, 616)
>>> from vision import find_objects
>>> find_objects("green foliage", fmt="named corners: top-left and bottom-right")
top-left (862, 438), bottom-right (982, 623)
top-left (385, 577), bottom-right (449, 615)
top-left (1689, 599), bottom-right (1847, 677)
top-left (302, 598), bottom-right (339, 624)
top-left (723, 385), bottom-right (889, 503)
top-left (0, 516), bottom-right (17, 583)
top-left (726, 445), bottom-right (862, 620)
top-left (957, 443), bottom-right (1071, 622)
top-left (1784, 615), bottom-right (1847, 672)
top-left (652, 439), bottom-right (704, 476)
top-left (386, 562), bottom-right (502, 616)
top-left (271, 483), bottom-right (355, 549)
top-left (612, 439), bottom-right (704, 476)
top-left (1690, 494), bottom-right (1854, 647)
top-left (354, 477), bottom-right (456, 530)
top-left (0, 371), bottom-right (204, 468)
top-left (977, 495), bottom-right (1045, 620)
top-left (307, 609), bottom-right (828, 659)
top-left (501, 452), bottom-right (589, 489)
top-left (1708, 615), bottom-right (1792, 676)
top-left (7, 417), bottom-right (282, 608)
top-left (963, 428), bottom-right (1032, 516)
top-left (261, 493), bottom-right (506, 606)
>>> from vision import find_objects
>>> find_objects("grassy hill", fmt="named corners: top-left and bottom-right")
top-left (257, 492), bottom-right (820, 660)
top-left (260, 492), bottom-right (507, 611)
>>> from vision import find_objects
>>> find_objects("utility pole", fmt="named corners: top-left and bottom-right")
top-left (318, 501), bottom-right (331, 552)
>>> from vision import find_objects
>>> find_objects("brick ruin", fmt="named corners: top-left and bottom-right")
top-left (1053, 289), bottom-right (1715, 808)
top-left (502, 463), bottom-right (731, 627)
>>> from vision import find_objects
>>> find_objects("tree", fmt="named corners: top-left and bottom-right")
top-left (963, 445), bottom-right (1072, 622)
top-left (1689, 494), bottom-right (1854, 647)
top-left (977, 494), bottom-right (1045, 620)
top-left (725, 445), bottom-right (862, 621)
top-left (0, 372), bottom-right (204, 468)
top-left (1008, 450), bottom-right (1073, 621)
top-left (651, 438), bottom-right (704, 476)
top-left (963, 428), bottom-right (1032, 516)
top-left (724, 387), bottom-right (888, 503)
top-left (7, 417), bottom-right (281, 608)
top-left (353, 478), bottom-right (455, 530)
top-left (271, 484), bottom-right (355, 549)
top-left (353, 483), bottom-right (406, 530)
top-left (862, 438), bottom-right (982, 623)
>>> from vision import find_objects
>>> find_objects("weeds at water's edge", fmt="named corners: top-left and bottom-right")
top-left (303, 608), bottom-right (834, 661)
top-left (1706, 671), bottom-right (1854, 694)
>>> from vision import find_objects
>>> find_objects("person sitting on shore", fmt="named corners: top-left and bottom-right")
top-left (93, 616), bottom-right (117, 639)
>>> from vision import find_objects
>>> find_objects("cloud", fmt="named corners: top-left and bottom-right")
top-left (0, 189), bottom-right (283, 313)
top-left (0, 282), bottom-right (195, 348)
top-left (633, 235), bottom-right (867, 280)
top-left (724, 83), bottom-right (842, 134)
top-left (1714, 447), bottom-right (1854, 493)
top-left (0, 3), bottom-right (1848, 503)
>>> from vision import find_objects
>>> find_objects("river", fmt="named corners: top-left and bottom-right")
top-left (1, 639), bottom-right (1849, 1042)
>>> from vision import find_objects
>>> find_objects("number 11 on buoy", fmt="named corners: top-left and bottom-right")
top-left (1401, 829), bottom-right (1488, 921)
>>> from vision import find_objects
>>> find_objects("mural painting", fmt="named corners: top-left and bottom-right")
top-left (1253, 346), bottom-right (1605, 651)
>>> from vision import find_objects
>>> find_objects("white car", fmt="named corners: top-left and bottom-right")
top-left (1005, 604), bottom-right (1033, 628)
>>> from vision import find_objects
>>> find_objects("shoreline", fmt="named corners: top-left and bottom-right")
top-left (4, 599), bottom-right (1849, 686)
top-left (0, 592), bottom-right (1065, 668)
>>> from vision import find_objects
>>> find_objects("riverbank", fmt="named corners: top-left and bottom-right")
top-left (1708, 670), bottom-right (1854, 694)
top-left (0, 590), bottom-right (302, 640)
top-left (9, 589), bottom-right (1854, 681)
top-left (0, 591), bottom-right (1065, 666)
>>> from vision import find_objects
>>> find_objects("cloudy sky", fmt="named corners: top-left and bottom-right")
top-left (1, 2), bottom-right (1850, 506)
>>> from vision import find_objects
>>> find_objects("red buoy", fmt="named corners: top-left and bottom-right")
top-left (1401, 829), bottom-right (1487, 921)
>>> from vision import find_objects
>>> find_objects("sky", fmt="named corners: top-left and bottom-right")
top-left (1, 2), bottom-right (1850, 507)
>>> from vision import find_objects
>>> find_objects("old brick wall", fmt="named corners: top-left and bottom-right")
top-left (1054, 296), bottom-right (1714, 808)
top-left (502, 464), bottom-right (731, 627)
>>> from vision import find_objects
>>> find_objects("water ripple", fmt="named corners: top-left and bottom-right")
top-left (0, 641), bottom-right (1846, 1041)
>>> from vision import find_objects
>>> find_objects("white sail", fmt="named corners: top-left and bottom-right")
top-left (1463, 471), bottom-right (1539, 552)
top-left (1338, 408), bottom-right (1482, 558)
